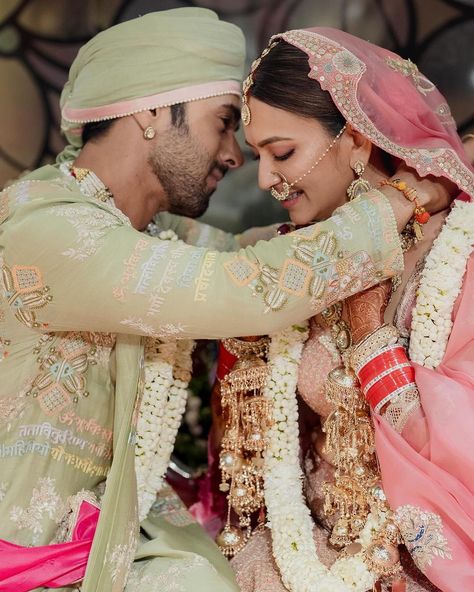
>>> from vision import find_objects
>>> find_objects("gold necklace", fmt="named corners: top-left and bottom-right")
top-left (61, 162), bottom-right (114, 203)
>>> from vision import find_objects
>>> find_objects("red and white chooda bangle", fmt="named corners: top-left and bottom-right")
top-left (356, 344), bottom-right (417, 413)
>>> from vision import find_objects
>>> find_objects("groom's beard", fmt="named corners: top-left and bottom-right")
top-left (149, 128), bottom-right (227, 218)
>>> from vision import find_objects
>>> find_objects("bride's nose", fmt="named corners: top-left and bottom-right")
top-left (258, 165), bottom-right (282, 192)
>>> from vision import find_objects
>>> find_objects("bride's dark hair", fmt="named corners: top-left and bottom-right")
top-left (249, 41), bottom-right (346, 137)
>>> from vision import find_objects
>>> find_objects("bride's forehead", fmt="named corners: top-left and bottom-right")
top-left (244, 98), bottom-right (325, 140)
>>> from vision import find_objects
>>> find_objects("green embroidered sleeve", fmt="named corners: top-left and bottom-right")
top-left (153, 212), bottom-right (281, 250)
top-left (153, 212), bottom-right (240, 251)
top-left (2, 186), bottom-right (402, 339)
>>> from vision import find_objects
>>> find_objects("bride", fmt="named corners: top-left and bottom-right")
top-left (198, 27), bottom-right (474, 592)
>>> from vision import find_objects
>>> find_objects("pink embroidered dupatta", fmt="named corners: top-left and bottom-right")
top-left (374, 251), bottom-right (474, 591)
top-left (273, 27), bottom-right (474, 591)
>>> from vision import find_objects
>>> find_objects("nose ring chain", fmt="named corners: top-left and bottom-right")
top-left (270, 124), bottom-right (346, 201)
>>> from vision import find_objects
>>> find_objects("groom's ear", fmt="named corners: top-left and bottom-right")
top-left (132, 107), bottom-right (165, 132)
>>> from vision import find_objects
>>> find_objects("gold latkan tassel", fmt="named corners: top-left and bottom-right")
top-left (216, 337), bottom-right (271, 557)
top-left (320, 305), bottom-right (402, 581)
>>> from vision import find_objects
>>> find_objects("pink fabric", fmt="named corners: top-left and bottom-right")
top-left (274, 28), bottom-right (474, 197)
top-left (374, 251), bottom-right (474, 591)
top-left (0, 500), bottom-right (99, 592)
top-left (62, 80), bottom-right (241, 123)
top-left (190, 428), bottom-right (227, 538)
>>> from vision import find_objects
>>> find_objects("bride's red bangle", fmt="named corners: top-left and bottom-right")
top-left (357, 346), bottom-right (407, 386)
top-left (364, 367), bottom-right (416, 411)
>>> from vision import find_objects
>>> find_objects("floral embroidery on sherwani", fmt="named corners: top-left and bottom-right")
top-left (395, 505), bottom-right (452, 570)
top-left (107, 519), bottom-right (140, 585)
top-left (50, 204), bottom-right (122, 260)
top-left (9, 477), bottom-right (66, 544)
top-left (127, 555), bottom-right (217, 592)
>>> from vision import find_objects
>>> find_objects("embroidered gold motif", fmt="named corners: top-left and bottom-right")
top-left (395, 505), bottom-right (452, 570)
top-left (1, 263), bottom-right (52, 328)
top-left (224, 257), bottom-right (260, 286)
top-left (320, 250), bottom-right (376, 309)
top-left (278, 258), bottom-right (312, 296)
top-left (225, 230), bottom-right (339, 313)
top-left (385, 56), bottom-right (435, 96)
top-left (28, 332), bottom-right (98, 415)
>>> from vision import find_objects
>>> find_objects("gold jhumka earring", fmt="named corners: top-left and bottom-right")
top-left (346, 160), bottom-right (372, 200)
top-left (216, 337), bottom-right (271, 557)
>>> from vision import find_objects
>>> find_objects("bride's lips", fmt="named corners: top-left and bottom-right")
top-left (280, 190), bottom-right (303, 209)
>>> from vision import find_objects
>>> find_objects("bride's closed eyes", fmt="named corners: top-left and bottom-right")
top-left (274, 149), bottom-right (294, 162)
top-left (251, 149), bottom-right (295, 162)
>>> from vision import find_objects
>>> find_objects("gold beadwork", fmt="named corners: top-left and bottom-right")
top-left (349, 324), bottom-right (399, 374)
top-left (70, 166), bottom-right (114, 203)
top-left (320, 305), bottom-right (402, 577)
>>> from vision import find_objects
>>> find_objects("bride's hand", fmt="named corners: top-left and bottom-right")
top-left (344, 280), bottom-right (391, 344)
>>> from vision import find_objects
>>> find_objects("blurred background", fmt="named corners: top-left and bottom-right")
top-left (1, 0), bottom-right (473, 232)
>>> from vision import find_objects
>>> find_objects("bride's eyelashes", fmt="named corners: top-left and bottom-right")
top-left (274, 149), bottom-right (295, 162)
top-left (249, 149), bottom-right (294, 162)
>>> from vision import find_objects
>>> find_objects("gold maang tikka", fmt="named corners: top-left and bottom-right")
top-left (241, 41), bottom-right (278, 126)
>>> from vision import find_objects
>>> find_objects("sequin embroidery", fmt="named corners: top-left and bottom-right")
top-left (395, 505), bottom-right (452, 570)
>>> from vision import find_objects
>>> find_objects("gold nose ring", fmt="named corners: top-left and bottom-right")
top-left (270, 171), bottom-right (291, 201)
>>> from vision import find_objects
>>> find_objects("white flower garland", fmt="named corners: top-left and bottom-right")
top-left (135, 227), bottom-right (194, 521)
top-left (410, 200), bottom-right (474, 368)
top-left (262, 324), bottom-right (376, 592)
top-left (135, 339), bottom-right (194, 521)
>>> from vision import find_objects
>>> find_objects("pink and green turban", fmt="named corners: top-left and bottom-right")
top-left (58, 7), bottom-right (245, 162)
